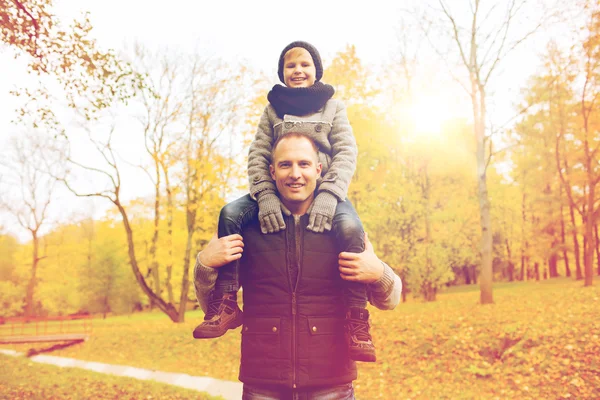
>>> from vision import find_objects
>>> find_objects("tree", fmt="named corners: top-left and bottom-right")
top-left (0, 233), bottom-right (21, 317)
top-left (420, 0), bottom-right (547, 303)
top-left (56, 49), bottom-right (255, 322)
top-left (0, 132), bottom-right (64, 316)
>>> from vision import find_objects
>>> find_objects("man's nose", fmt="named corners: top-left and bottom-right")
top-left (290, 164), bottom-right (301, 178)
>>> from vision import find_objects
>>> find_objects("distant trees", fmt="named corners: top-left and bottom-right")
top-left (512, 1), bottom-right (600, 286)
top-left (2, 2), bottom-right (597, 318)
top-left (0, 133), bottom-right (64, 316)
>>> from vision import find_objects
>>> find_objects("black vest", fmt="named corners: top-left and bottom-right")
top-left (238, 213), bottom-right (357, 389)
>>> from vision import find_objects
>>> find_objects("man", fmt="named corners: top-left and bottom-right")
top-left (194, 132), bottom-right (401, 399)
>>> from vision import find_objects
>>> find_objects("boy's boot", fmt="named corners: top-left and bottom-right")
top-left (193, 292), bottom-right (243, 339)
top-left (345, 307), bottom-right (376, 362)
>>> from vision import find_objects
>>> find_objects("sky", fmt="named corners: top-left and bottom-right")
top-left (0, 0), bottom-right (572, 241)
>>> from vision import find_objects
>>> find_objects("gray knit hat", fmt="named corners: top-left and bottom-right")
top-left (277, 41), bottom-right (323, 84)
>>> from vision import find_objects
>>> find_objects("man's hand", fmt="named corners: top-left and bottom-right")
top-left (198, 233), bottom-right (244, 268)
top-left (338, 233), bottom-right (383, 283)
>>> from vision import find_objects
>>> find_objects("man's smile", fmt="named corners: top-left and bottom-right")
top-left (287, 182), bottom-right (305, 190)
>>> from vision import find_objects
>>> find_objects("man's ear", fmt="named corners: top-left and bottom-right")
top-left (316, 162), bottom-right (322, 178)
top-left (270, 164), bottom-right (276, 180)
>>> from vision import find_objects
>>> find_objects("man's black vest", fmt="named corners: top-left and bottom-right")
top-left (238, 213), bottom-right (357, 389)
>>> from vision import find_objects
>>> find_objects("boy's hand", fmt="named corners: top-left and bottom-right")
top-left (307, 191), bottom-right (337, 233)
top-left (257, 191), bottom-right (286, 234)
top-left (198, 233), bottom-right (244, 268)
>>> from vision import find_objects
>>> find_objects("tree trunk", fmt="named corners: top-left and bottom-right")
top-left (584, 183), bottom-right (595, 286)
top-left (24, 230), bottom-right (39, 317)
top-left (548, 251), bottom-right (559, 278)
top-left (595, 222), bottom-right (600, 276)
top-left (521, 191), bottom-right (529, 282)
top-left (149, 161), bottom-right (161, 308)
top-left (472, 80), bottom-right (493, 304)
top-left (560, 188), bottom-right (571, 277)
top-left (505, 239), bottom-right (514, 281)
top-left (164, 171), bottom-right (175, 305)
top-left (166, 266), bottom-right (174, 305)
top-left (463, 265), bottom-right (472, 284)
top-left (116, 201), bottom-right (179, 322)
top-left (555, 127), bottom-right (582, 279)
top-left (178, 208), bottom-right (195, 322)
top-left (570, 202), bottom-right (583, 280)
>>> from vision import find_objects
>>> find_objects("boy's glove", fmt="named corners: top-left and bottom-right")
top-left (257, 191), bottom-right (286, 234)
top-left (307, 191), bottom-right (338, 233)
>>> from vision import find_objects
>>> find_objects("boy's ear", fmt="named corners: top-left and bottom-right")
top-left (269, 164), bottom-right (276, 180)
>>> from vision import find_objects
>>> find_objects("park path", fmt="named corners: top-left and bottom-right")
top-left (0, 349), bottom-right (242, 400)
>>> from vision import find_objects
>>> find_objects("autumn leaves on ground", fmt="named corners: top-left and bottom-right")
top-left (2, 278), bottom-right (599, 400)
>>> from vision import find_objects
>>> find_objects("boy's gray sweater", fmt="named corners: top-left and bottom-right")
top-left (248, 98), bottom-right (357, 201)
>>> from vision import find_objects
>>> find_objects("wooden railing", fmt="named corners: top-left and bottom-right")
top-left (0, 315), bottom-right (93, 344)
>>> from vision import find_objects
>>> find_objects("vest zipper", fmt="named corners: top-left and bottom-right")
top-left (292, 291), bottom-right (297, 389)
top-left (291, 215), bottom-right (301, 389)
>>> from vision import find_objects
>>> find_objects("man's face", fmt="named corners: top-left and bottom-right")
top-left (270, 136), bottom-right (322, 211)
top-left (283, 47), bottom-right (317, 88)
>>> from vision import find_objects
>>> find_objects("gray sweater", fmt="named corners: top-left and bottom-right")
top-left (248, 99), bottom-right (357, 202)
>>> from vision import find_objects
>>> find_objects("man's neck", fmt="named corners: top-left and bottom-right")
top-left (280, 196), bottom-right (314, 216)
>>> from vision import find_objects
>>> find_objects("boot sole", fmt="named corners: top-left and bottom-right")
top-left (192, 311), bottom-right (243, 339)
top-left (349, 350), bottom-right (377, 362)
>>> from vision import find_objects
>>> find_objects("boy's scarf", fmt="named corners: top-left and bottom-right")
top-left (267, 81), bottom-right (335, 118)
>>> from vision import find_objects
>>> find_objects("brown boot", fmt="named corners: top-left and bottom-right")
top-left (193, 293), bottom-right (243, 339)
top-left (345, 307), bottom-right (376, 362)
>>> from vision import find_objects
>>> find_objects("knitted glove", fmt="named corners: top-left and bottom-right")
top-left (307, 191), bottom-right (338, 233)
top-left (257, 191), bottom-right (286, 234)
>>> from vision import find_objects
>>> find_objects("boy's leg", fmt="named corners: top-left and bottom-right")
top-left (333, 199), bottom-right (376, 362)
top-left (193, 194), bottom-right (257, 339)
top-left (214, 194), bottom-right (258, 296)
top-left (333, 199), bottom-right (367, 309)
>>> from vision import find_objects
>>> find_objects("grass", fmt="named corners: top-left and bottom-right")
top-left (0, 353), bottom-right (222, 400)
top-left (2, 278), bottom-right (600, 399)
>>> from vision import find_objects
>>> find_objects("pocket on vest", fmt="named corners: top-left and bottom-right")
top-left (302, 316), bottom-right (349, 379)
top-left (240, 317), bottom-right (282, 377)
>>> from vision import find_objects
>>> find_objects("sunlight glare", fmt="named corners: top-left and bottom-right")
top-left (409, 94), bottom-right (453, 140)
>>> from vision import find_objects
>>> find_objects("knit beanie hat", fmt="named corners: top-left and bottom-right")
top-left (277, 41), bottom-right (323, 84)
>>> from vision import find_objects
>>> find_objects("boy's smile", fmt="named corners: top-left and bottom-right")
top-left (283, 47), bottom-right (317, 88)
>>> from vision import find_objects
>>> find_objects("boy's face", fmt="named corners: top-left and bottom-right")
top-left (270, 136), bottom-right (322, 213)
top-left (283, 48), bottom-right (317, 88)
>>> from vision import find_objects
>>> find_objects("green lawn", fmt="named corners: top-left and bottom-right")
top-left (2, 278), bottom-right (600, 399)
top-left (0, 353), bottom-right (221, 400)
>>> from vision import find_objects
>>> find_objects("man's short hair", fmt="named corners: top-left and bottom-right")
top-left (271, 132), bottom-right (319, 161)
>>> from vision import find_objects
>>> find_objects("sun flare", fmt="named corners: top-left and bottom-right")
top-left (400, 92), bottom-right (470, 143)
